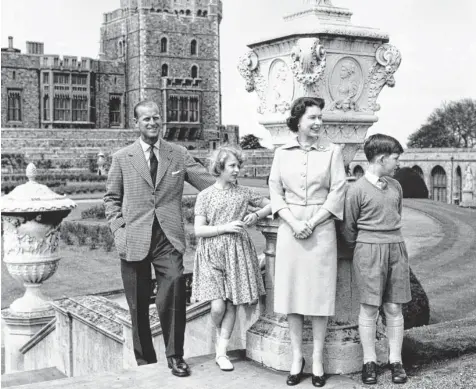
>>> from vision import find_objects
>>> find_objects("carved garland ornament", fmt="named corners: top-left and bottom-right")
top-left (367, 44), bottom-right (402, 112)
top-left (290, 38), bottom-right (327, 85)
top-left (2, 216), bottom-right (61, 257)
top-left (237, 51), bottom-right (268, 114)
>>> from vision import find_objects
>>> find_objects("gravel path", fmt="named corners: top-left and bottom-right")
top-left (348, 353), bottom-right (476, 388)
top-left (403, 199), bottom-right (476, 323)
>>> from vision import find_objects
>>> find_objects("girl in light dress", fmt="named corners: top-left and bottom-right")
top-left (192, 146), bottom-right (272, 371)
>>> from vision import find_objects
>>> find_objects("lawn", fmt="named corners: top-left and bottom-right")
top-left (1, 217), bottom-right (265, 309)
top-left (2, 198), bottom-right (476, 327)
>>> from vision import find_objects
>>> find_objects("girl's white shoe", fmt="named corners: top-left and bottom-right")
top-left (215, 355), bottom-right (234, 371)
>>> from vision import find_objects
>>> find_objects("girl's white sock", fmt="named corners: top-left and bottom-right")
top-left (216, 335), bottom-right (230, 357)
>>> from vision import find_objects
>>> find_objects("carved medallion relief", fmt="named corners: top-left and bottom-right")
top-left (267, 59), bottom-right (294, 114)
top-left (329, 57), bottom-right (363, 112)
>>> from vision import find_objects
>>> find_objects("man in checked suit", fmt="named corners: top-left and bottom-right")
top-left (104, 100), bottom-right (214, 377)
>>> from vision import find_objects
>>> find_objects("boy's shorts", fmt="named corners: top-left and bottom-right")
top-left (353, 242), bottom-right (411, 306)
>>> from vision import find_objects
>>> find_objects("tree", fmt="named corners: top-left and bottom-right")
top-left (240, 134), bottom-right (264, 149)
top-left (407, 98), bottom-right (476, 148)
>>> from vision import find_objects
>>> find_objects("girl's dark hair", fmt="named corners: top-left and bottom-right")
top-left (363, 134), bottom-right (404, 162)
top-left (286, 97), bottom-right (325, 133)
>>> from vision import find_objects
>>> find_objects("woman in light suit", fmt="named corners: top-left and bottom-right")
top-left (269, 97), bottom-right (346, 387)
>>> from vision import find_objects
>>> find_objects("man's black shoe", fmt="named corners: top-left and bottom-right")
top-left (362, 361), bottom-right (377, 385)
top-left (167, 356), bottom-right (190, 377)
top-left (389, 362), bottom-right (407, 384)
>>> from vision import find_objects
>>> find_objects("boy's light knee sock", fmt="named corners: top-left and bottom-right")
top-left (386, 315), bottom-right (404, 364)
top-left (359, 315), bottom-right (378, 363)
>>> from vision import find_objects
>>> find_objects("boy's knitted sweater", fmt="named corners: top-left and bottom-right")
top-left (342, 176), bottom-right (404, 247)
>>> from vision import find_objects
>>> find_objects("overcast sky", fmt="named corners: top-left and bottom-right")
top-left (2, 0), bottom-right (475, 147)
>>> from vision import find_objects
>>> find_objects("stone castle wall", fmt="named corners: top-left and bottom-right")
top-left (350, 148), bottom-right (476, 205)
top-left (101, 7), bottom-right (221, 129)
top-left (1, 52), bottom-right (41, 128)
top-left (1, 0), bottom-right (225, 144)
top-left (93, 61), bottom-right (127, 129)
top-left (0, 126), bottom-right (239, 173)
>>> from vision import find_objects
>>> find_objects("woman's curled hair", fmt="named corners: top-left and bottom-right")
top-left (286, 97), bottom-right (325, 133)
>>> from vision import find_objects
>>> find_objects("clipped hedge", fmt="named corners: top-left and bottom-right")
top-left (69, 196), bottom-right (199, 251)
top-left (61, 221), bottom-right (115, 252)
top-left (61, 220), bottom-right (198, 252)
top-left (80, 196), bottom-right (197, 222)
top-left (54, 182), bottom-right (106, 195)
top-left (2, 172), bottom-right (108, 183)
top-left (81, 204), bottom-right (106, 219)
top-left (1, 180), bottom-right (65, 194)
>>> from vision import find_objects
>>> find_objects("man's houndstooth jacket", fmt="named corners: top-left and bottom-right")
top-left (104, 138), bottom-right (214, 262)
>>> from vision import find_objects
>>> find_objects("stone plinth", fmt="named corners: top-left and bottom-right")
top-left (246, 217), bottom-right (388, 374)
top-left (2, 308), bottom-right (55, 373)
top-left (461, 190), bottom-right (476, 207)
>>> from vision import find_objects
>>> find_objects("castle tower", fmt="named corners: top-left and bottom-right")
top-left (101, 0), bottom-right (223, 148)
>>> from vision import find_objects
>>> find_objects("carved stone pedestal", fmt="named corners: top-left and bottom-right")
top-left (461, 190), bottom-right (476, 207)
top-left (1, 163), bottom-right (76, 373)
top-left (247, 218), bottom-right (388, 374)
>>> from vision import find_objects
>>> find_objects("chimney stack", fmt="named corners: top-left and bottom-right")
top-left (8, 36), bottom-right (13, 49)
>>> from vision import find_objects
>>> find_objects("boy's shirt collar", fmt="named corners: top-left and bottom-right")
top-left (365, 170), bottom-right (381, 187)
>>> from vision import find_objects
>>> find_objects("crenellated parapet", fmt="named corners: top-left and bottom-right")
top-left (39, 56), bottom-right (93, 70)
top-left (106, 0), bottom-right (221, 23)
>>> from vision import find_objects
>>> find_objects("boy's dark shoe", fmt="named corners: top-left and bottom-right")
top-left (362, 362), bottom-right (377, 385)
top-left (389, 362), bottom-right (407, 384)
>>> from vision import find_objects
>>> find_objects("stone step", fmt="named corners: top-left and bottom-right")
top-left (4, 351), bottom-right (362, 389)
top-left (1, 367), bottom-right (67, 388)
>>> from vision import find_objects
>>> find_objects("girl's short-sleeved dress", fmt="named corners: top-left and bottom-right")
top-left (192, 184), bottom-right (266, 305)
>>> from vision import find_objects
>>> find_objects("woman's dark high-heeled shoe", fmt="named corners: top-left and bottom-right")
top-left (286, 358), bottom-right (305, 386)
top-left (311, 373), bottom-right (326, 387)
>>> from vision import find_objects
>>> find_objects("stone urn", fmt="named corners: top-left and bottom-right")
top-left (238, 0), bottom-right (401, 374)
top-left (1, 163), bottom-right (76, 313)
top-left (238, 0), bottom-right (401, 166)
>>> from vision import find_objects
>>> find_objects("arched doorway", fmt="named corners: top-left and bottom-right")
top-left (431, 166), bottom-right (447, 203)
top-left (353, 165), bottom-right (364, 179)
top-left (454, 166), bottom-right (462, 204)
top-left (412, 165), bottom-right (424, 179)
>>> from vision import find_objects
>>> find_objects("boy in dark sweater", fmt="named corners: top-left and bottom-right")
top-left (343, 134), bottom-right (410, 385)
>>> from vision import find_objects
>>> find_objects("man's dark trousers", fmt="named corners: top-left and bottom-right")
top-left (121, 218), bottom-right (186, 365)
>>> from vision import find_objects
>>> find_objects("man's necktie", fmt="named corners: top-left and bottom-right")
top-left (149, 146), bottom-right (158, 187)
top-left (376, 178), bottom-right (387, 190)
